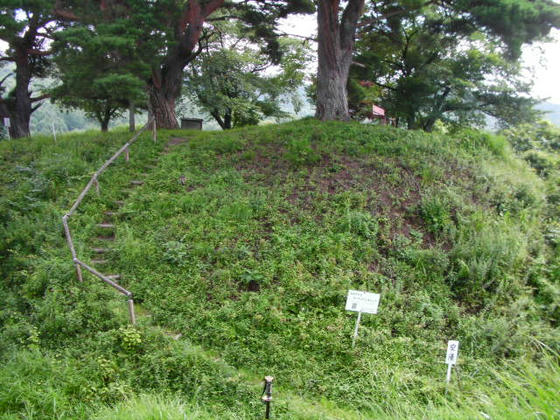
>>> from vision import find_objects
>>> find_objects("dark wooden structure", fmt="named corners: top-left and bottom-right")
top-left (180, 118), bottom-right (203, 130)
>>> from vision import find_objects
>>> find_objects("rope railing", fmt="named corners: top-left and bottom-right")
top-left (62, 118), bottom-right (156, 324)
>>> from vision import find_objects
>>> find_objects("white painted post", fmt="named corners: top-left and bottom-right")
top-left (445, 340), bottom-right (459, 387)
top-left (125, 148), bottom-right (129, 162)
top-left (345, 290), bottom-right (380, 348)
top-left (446, 363), bottom-right (452, 384)
top-left (51, 122), bottom-right (57, 143)
top-left (352, 311), bottom-right (362, 348)
top-left (4, 118), bottom-right (10, 139)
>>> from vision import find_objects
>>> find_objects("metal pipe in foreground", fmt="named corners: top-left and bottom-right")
top-left (262, 376), bottom-right (274, 419)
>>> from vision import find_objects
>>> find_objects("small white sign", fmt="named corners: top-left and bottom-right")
top-left (446, 340), bottom-right (459, 365)
top-left (3, 117), bottom-right (10, 128)
top-left (345, 290), bottom-right (380, 314)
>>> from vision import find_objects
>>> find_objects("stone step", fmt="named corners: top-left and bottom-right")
top-left (106, 274), bottom-right (121, 281)
top-left (95, 235), bottom-right (115, 241)
top-left (130, 180), bottom-right (144, 186)
top-left (91, 259), bottom-right (109, 265)
top-left (92, 247), bottom-right (110, 254)
top-left (97, 223), bottom-right (115, 229)
top-left (104, 211), bottom-right (118, 217)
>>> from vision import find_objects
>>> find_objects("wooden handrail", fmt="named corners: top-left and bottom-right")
top-left (74, 258), bottom-right (132, 296)
top-left (62, 118), bottom-right (155, 325)
top-left (67, 120), bottom-right (152, 217)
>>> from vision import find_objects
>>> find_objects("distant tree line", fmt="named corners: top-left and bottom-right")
top-left (1, 0), bottom-right (559, 138)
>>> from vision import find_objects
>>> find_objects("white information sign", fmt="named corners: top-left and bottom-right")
top-left (446, 340), bottom-right (459, 365)
top-left (445, 340), bottom-right (460, 385)
top-left (346, 290), bottom-right (381, 348)
top-left (3, 117), bottom-right (10, 128)
top-left (345, 290), bottom-right (380, 314)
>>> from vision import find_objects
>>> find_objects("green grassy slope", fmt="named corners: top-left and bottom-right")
top-left (1, 120), bottom-right (559, 419)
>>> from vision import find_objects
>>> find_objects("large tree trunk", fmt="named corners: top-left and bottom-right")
top-left (315, 0), bottom-right (364, 121)
top-left (316, 62), bottom-right (351, 121)
top-left (8, 59), bottom-right (33, 138)
top-left (224, 110), bottom-right (232, 130)
top-left (407, 114), bottom-right (417, 130)
top-left (147, 0), bottom-right (225, 129)
top-left (210, 109), bottom-right (232, 130)
top-left (147, 81), bottom-right (180, 129)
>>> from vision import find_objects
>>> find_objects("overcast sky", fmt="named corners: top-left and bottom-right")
top-left (522, 29), bottom-right (560, 103)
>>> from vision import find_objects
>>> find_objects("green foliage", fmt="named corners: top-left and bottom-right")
top-left (284, 136), bottom-right (320, 166)
top-left (1, 120), bottom-right (560, 418)
top-left (419, 194), bottom-right (452, 235)
top-left (351, 0), bottom-right (558, 130)
top-left (503, 120), bottom-right (560, 153)
top-left (51, 25), bottom-right (147, 131)
top-left (185, 34), bottom-right (310, 129)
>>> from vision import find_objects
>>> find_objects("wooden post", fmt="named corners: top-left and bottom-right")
top-left (125, 148), bottom-right (129, 162)
top-left (128, 298), bottom-right (136, 325)
top-left (129, 102), bottom-right (135, 132)
top-left (262, 376), bottom-right (274, 419)
top-left (62, 215), bottom-right (83, 282)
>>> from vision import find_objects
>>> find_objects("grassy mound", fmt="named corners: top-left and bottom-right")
top-left (1, 120), bottom-right (559, 418)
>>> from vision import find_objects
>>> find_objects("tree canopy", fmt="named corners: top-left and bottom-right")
top-left (185, 25), bottom-right (309, 129)
top-left (0, 0), bottom-right (55, 137)
top-left (50, 22), bottom-right (147, 131)
top-left (348, 0), bottom-right (560, 130)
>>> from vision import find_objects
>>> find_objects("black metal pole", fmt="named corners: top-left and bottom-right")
top-left (262, 376), bottom-right (274, 419)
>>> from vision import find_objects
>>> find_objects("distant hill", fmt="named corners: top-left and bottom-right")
top-left (536, 102), bottom-right (560, 126)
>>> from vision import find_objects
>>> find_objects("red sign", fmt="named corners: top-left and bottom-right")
top-left (372, 105), bottom-right (385, 116)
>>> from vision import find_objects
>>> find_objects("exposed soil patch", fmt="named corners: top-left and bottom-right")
top-left (162, 137), bottom-right (190, 155)
top-left (167, 137), bottom-right (190, 147)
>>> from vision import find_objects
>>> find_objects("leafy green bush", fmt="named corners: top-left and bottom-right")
top-left (284, 136), bottom-right (320, 166)
top-left (419, 194), bottom-right (452, 235)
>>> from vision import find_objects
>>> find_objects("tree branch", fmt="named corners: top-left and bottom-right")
top-left (360, 0), bottom-right (439, 28)
top-left (0, 73), bottom-right (11, 87)
top-left (27, 49), bottom-right (52, 56)
top-left (275, 31), bottom-right (317, 42)
top-left (31, 103), bottom-right (43, 113)
top-left (30, 93), bottom-right (51, 103)
top-left (340, 0), bottom-right (366, 51)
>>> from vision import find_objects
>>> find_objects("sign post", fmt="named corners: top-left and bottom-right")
top-left (51, 122), bottom-right (57, 143)
top-left (3, 118), bottom-right (10, 139)
top-left (345, 290), bottom-right (380, 348)
top-left (445, 340), bottom-right (459, 386)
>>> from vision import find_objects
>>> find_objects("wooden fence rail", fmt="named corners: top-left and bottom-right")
top-left (62, 119), bottom-right (156, 325)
